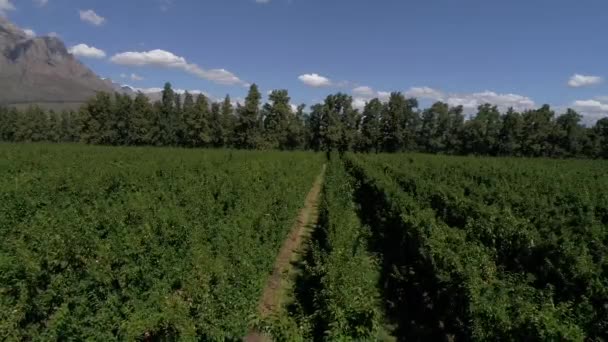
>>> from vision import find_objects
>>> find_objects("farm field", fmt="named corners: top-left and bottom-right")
top-left (1, 144), bottom-right (607, 341)
top-left (0, 144), bottom-right (323, 340)
top-left (268, 153), bottom-right (608, 341)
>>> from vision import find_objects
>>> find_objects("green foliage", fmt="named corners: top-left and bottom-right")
top-left (307, 159), bottom-right (384, 340)
top-left (0, 144), bottom-right (323, 340)
top-left (235, 84), bottom-right (262, 149)
top-left (347, 152), bottom-right (608, 340)
top-left (0, 86), bottom-right (606, 158)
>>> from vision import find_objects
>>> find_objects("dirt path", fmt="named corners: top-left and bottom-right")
top-left (245, 164), bottom-right (326, 342)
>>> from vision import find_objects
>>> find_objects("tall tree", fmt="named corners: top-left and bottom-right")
top-left (79, 92), bottom-right (112, 144)
top-left (219, 95), bottom-right (235, 148)
top-left (554, 109), bottom-right (585, 157)
top-left (183, 92), bottom-right (211, 147)
top-left (307, 104), bottom-right (324, 151)
top-left (235, 84), bottom-right (262, 149)
top-left (160, 82), bottom-right (175, 145)
top-left (498, 108), bottom-right (524, 156)
top-left (59, 110), bottom-right (78, 142)
top-left (319, 93), bottom-right (353, 152)
top-left (462, 104), bottom-right (502, 155)
top-left (521, 104), bottom-right (555, 157)
top-left (284, 104), bottom-right (307, 150)
top-left (46, 110), bottom-right (61, 143)
top-left (445, 105), bottom-right (465, 154)
top-left (129, 93), bottom-right (154, 145)
top-left (173, 93), bottom-right (185, 145)
top-left (382, 93), bottom-right (419, 152)
top-left (113, 93), bottom-right (132, 145)
top-left (210, 102), bottom-right (223, 147)
top-left (593, 118), bottom-right (608, 158)
top-left (0, 107), bottom-right (18, 142)
top-left (419, 101), bottom-right (450, 153)
top-left (263, 89), bottom-right (293, 149)
top-left (360, 98), bottom-right (383, 152)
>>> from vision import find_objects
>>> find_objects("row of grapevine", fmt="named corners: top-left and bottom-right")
top-left (360, 154), bottom-right (608, 338)
top-left (263, 157), bottom-right (388, 341)
top-left (344, 154), bottom-right (586, 340)
top-left (0, 144), bottom-right (323, 340)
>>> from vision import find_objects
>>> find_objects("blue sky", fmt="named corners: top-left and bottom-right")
top-left (3, 0), bottom-right (608, 121)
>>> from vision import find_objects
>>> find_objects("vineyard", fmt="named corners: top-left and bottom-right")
top-left (268, 153), bottom-right (608, 341)
top-left (1, 144), bottom-right (607, 341)
top-left (0, 144), bottom-right (323, 340)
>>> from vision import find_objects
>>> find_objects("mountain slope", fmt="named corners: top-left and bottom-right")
top-left (0, 17), bottom-right (112, 106)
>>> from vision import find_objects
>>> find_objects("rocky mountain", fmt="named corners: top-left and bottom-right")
top-left (0, 17), bottom-right (113, 106)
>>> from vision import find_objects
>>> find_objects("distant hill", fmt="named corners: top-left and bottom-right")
top-left (0, 17), bottom-right (113, 107)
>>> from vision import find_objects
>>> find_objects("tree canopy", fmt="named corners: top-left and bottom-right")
top-left (1, 82), bottom-right (607, 159)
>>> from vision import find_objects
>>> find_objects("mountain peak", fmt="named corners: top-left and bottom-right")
top-left (0, 17), bottom-right (112, 107)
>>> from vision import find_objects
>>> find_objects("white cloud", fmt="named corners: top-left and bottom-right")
top-left (0, 0), bottom-right (15, 15)
top-left (34, 0), bottom-right (48, 7)
top-left (130, 73), bottom-right (144, 81)
top-left (111, 49), bottom-right (186, 67)
top-left (568, 74), bottom-right (602, 88)
top-left (377, 91), bottom-right (391, 101)
top-left (352, 98), bottom-right (368, 110)
top-left (446, 91), bottom-right (535, 112)
top-left (353, 86), bottom-right (375, 97)
top-left (120, 73), bottom-right (127, 78)
top-left (571, 99), bottom-right (608, 121)
top-left (110, 49), bottom-right (246, 86)
top-left (23, 28), bottom-right (36, 38)
top-left (142, 87), bottom-right (163, 93)
top-left (175, 89), bottom-right (205, 95)
top-left (350, 86), bottom-right (391, 110)
top-left (298, 73), bottom-right (332, 87)
top-left (68, 43), bottom-right (106, 58)
top-left (404, 86), bottom-right (445, 100)
top-left (47, 32), bottom-right (60, 38)
top-left (79, 9), bottom-right (105, 26)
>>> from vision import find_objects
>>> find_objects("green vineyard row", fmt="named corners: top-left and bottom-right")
top-left (0, 144), bottom-right (323, 341)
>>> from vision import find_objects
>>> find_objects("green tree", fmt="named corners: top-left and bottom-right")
top-left (382, 93), bottom-right (419, 152)
top-left (554, 109), bottom-right (586, 157)
top-left (160, 82), bottom-right (175, 145)
top-left (263, 89), bottom-right (293, 149)
top-left (46, 110), bottom-right (61, 143)
top-left (59, 110), bottom-right (78, 142)
top-left (113, 93), bottom-right (133, 145)
top-left (521, 104), bottom-right (555, 157)
top-left (319, 93), bottom-right (355, 153)
top-left (284, 104), bottom-right (306, 150)
top-left (445, 105), bottom-right (465, 154)
top-left (462, 103), bottom-right (502, 155)
top-left (235, 84), bottom-right (262, 149)
top-left (219, 95), bottom-right (235, 147)
top-left (307, 104), bottom-right (323, 151)
top-left (182, 93), bottom-right (212, 147)
top-left (498, 108), bottom-right (524, 156)
top-left (14, 106), bottom-right (48, 142)
top-left (0, 107), bottom-right (18, 141)
top-left (79, 93), bottom-right (112, 144)
top-left (593, 117), bottom-right (608, 158)
top-left (419, 101), bottom-right (450, 153)
top-left (360, 98), bottom-right (383, 152)
top-left (129, 93), bottom-right (154, 145)
top-left (210, 101), bottom-right (223, 147)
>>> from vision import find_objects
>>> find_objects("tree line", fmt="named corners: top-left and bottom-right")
top-left (1, 82), bottom-right (607, 158)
